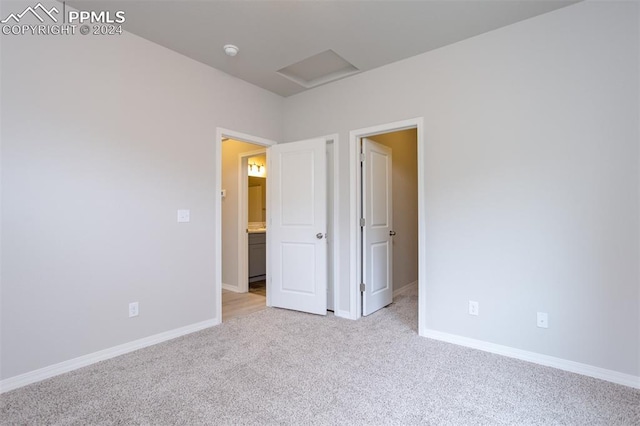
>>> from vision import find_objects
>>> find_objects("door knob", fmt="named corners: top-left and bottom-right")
top-left (389, 230), bottom-right (397, 236)
top-left (316, 233), bottom-right (324, 239)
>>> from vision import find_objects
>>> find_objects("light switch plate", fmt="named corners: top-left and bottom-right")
top-left (177, 209), bottom-right (190, 223)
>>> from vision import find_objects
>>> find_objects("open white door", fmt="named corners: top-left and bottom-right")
top-left (268, 138), bottom-right (327, 315)
top-left (362, 138), bottom-right (394, 316)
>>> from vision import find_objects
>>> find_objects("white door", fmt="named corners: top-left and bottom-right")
top-left (362, 138), bottom-right (394, 316)
top-left (268, 138), bottom-right (327, 315)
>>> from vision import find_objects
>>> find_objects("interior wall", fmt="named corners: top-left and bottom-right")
top-left (368, 129), bottom-right (418, 293)
top-left (283, 1), bottom-right (640, 377)
top-left (222, 141), bottom-right (266, 290)
top-left (0, 0), bottom-right (283, 380)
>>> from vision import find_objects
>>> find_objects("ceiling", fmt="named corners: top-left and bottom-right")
top-left (70, 1), bottom-right (579, 97)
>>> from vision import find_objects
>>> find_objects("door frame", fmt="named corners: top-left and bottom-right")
top-left (321, 134), bottom-right (341, 316)
top-left (215, 129), bottom-right (340, 323)
top-left (348, 118), bottom-right (426, 334)
top-left (215, 128), bottom-right (276, 323)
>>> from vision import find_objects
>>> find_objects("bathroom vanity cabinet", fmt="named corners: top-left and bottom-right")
top-left (248, 232), bottom-right (266, 280)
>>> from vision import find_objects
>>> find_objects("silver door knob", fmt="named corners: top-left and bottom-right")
top-left (389, 230), bottom-right (397, 236)
top-left (316, 233), bottom-right (324, 239)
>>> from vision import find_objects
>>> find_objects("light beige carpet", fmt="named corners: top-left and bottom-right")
top-left (1, 286), bottom-right (639, 424)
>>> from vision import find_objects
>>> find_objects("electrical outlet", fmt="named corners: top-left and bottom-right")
top-left (537, 312), bottom-right (548, 328)
top-left (177, 209), bottom-right (190, 223)
top-left (469, 300), bottom-right (479, 316)
top-left (129, 302), bottom-right (139, 318)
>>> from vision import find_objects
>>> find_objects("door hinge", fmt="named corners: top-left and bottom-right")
top-left (359, 217), bottom-right (365, 227)
top-left (360, 153), bottom-right (365, 162)
top-left (360, 283), bottom-right (366, 292)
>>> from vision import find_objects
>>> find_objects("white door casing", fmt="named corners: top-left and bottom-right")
top-left (362, 138), bottom-right (393, 316)
top-left (268, 138), bottom-right (327, 315)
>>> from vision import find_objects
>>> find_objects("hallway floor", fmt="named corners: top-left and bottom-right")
top-left (221, 280), bottom-right (266, 321)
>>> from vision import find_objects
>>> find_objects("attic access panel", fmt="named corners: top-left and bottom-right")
top-left (277, 49), bottom-right (359, 88)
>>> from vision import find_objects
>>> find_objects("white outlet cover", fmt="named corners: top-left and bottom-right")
top-left (129, 302), bottom-right (139, 318)
top-left (469, 300), bottom-right (479, 316)
top-left (537, 312), bottom-right (548, 328)
top-left (177, 209), bottom-right (190, 223)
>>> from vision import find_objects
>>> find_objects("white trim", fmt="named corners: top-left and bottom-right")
top-left (0, 319), bottom-right (219, 394)
top-left (325, 134), bottom-right (341, 318)
top-left (349, 130), bottom-right (359, 320)
top-left (349, 118), bottom-right (425, 323)
top-left (393, 280), bottom-right (418, 297)
top-left (222, 283), bottom-right (242, 293)
top-left (216, 128), bottom-right (276, 323)
top-left (422, 328), bottom-right (640, 390)
top-left (322, 134), bottom-right (341, 318)
top-left (333, 136), bottom-right (341, 318)
top-left (277, 67), bottom-right (359, 89)
top-left (333, 309), bottom-right (353, 319)
top-left (416, 121), bottom-right (427, 337)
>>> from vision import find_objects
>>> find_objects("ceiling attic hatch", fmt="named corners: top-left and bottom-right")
top-left (277, 49), bottom-right (359, 89)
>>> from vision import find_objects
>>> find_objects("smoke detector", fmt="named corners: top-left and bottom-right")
top-left (223, 44), bottom-right (239, 57)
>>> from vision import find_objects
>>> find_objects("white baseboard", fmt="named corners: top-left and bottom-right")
top-left (222, 283), bottom-right (242, 292)
top-left (334, 309), bottom-right (356, 320)
top-left (394, 280), bottom-right (418, 297)
top-left (335, 280), bottom-right (417, 320)
top-left (421, 328), bottom-right (640, 389)
top-left (0, 318), bottom-right (220, 394)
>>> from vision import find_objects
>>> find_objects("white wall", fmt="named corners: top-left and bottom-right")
top-left (369, 129), bottom-right (419, 293)
top-left (283, 2), bottom-right (640, 377)
top-left (0, 2), bottom-right (282, 380)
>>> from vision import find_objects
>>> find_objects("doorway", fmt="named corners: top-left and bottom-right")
top-left (349, 118), bottom-right (425, 331)
top-left (216, 129), bottom-right (275, 322)
top-left (215, 130), bottom-right (339, 322)
top-left (363, 130), bottom-right (418, 315)
top-left (222, 142), bottom-right (268, 320)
